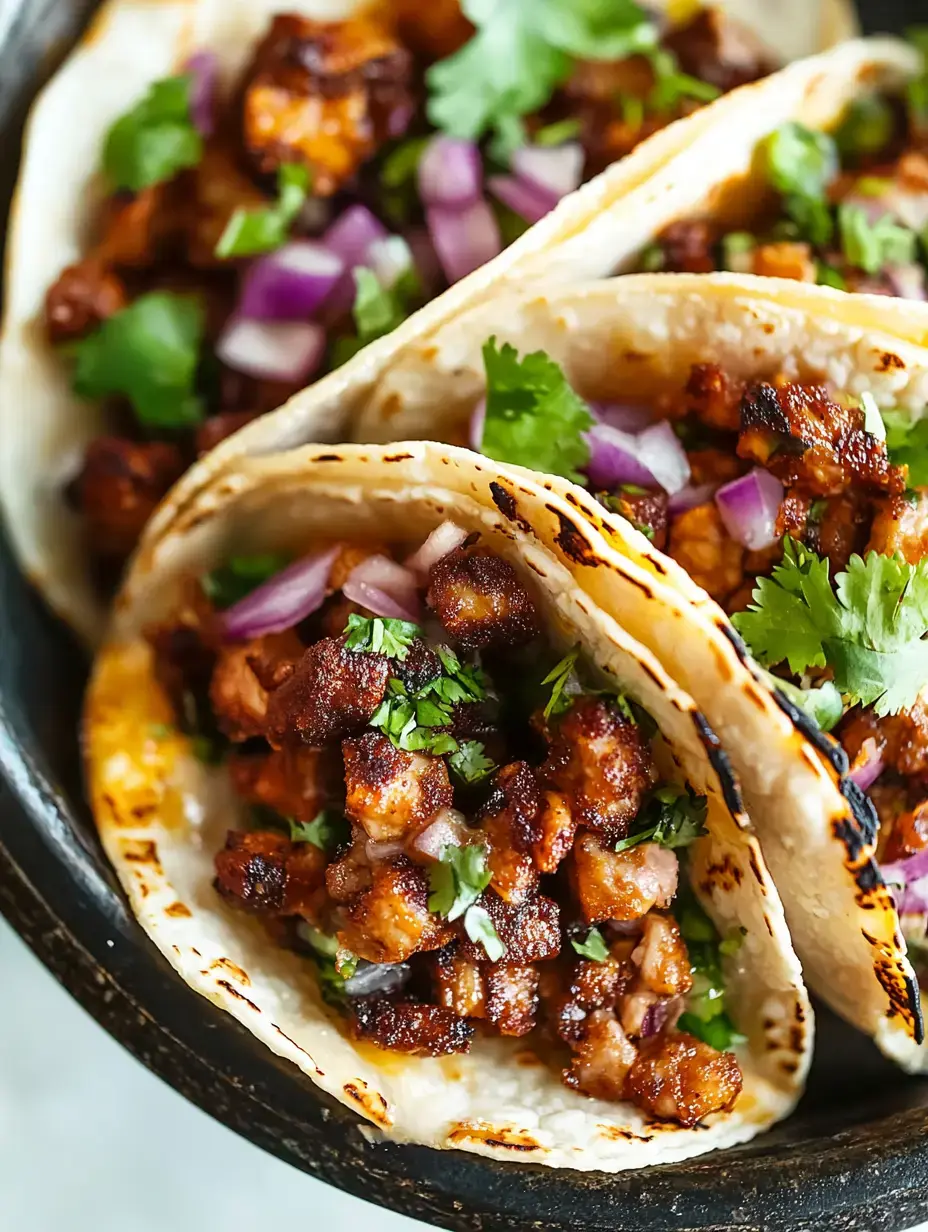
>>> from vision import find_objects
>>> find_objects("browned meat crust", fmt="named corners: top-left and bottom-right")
top-left (542, 947), bottom-right (634, 1043)
top-left (265, 635), bottom-right (390, 746)
top-left (214, 829), bottom-right (326, 916)
top-left (564, 1009), bottom-right (638, 1100)
top-left (210, 630), bottom-right (303, 741)
top-left (77, 437), bottom-right (185, 562)
top-left (867, 490), bottom-right (928, 564)
top-left (614, 489), bottom-right (669, 550)
top-left (427, 546), bottom-right (540, 651)
top-left (668, 502), bottom-right (744, 603)
top-left (458, 889), bottom-right (560, 965)
top-left (657, 220), bottom-right (719, 274)
top-left (228, 746), bottom-right (338, 823)
top-left (624, 1032), bottom-right (743, 1126)
top-left (351, 998), bottom-right (473, 1056)
top-left (571, 835), bottom-right (679, 923)
top-left (338, 859), bottom-right (453, 964)
top-left (343, 731), bottom-right (453, 840)
top-left (45, 260), bottom-right (128, 343)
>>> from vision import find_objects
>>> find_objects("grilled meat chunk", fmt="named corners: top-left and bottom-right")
top-left (867, 490), bottom-right (928, 564)
top-left (542, 945), bottom-right (634, 1043)
top-left (241, 14), bottom-right (414, 194)
top-left (613, 488), bottom-right (669, 550)
top-left (564, 1010), bottom-right (638, 1101)
top-left (531, 791), bottom-right (577, 874)
top-left (339, 859), bottom-right (453, 964)
top-left (840, 698), bottom-right (928, 780)
top-left (343, 731), bottom-right (453, 841)
top-left (210, 630), bottom-right (303, 741)
top-left (434, 949), bottom-right (486, 1018)
top-left (433, 950), bottom-right (537, 1035)
top-left (265, 635), bottom-right (390, 745)
top-left (351, 998), bottom-right (472, 1056)
top-left (458, 889), bottom-right (560, 965)
top-left (805, 492), bottom-right (871, 574)
top-left (543, 697), bottom-right (656, 835)
top-left (668, 502), bottom-right (744, 603)
top-left (214, 829), bottom-right (325, 916)
top-left (325, 836), bottom-right (373, 902)
top-left (631, 913), bottom-right (693, 997)
top-left (571, 835), bottom-right (679, 923)
top-left (228, 746), bottom-right (337, 823)
top-left (427, 545), bottom-right (540, 651)
top-left (739, 382), bottom-right (905, 497)
top-left (625, 1032), bottom-right (743, 1126)
top-left (78, 437), bottom-right (185, 562)
top-left (478, 762), bottom-right (542, 904)
top-left (751, 241), bottom-right (816, 282)
top-left (45, 259), bottom-right (128, 343)
top-left (185, 141), bottom-right (271, 267)
top-left (195, 410), bottom-right (262, 456)
top-left (662, 7), bottom-right (774, 93)
top-left (657, 220), bottom-right (718, 275)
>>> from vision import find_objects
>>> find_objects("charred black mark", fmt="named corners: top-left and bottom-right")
top-left (691, 712), bottom-right (744, 819)
top-left (217, 980), bottom-right (260, 1012)
top-left (842, 777), bottom-right (879, 847)
top-left (637, 659), bottom-right (666, 689)
top-left (855, 861), bottom-right (882, 895)
top-left (907, 973), bottom-right (925, 1044)
top-left (832, 816), bottom-right (867, 862)
top-left (877, 351), bottom-right (905, 372)
top-left (771, 686), bottom-right (847, 774)
top-left (272, 1023), bottom-right (317, 1065)
top-left (489, 482), bottom-right (532, 534)
top-left (719, 621), bottom-right (750, 661)
top-left (747, 846), bottom-right (766, 890)
top-left (384, 453), bottom-right (414, 462)
top-left (550, 508), bottom-right (606, 567)
top-left (311, 454), bottom-right (344, 463)
top-left (864, 942), bottom-right (924, 1043)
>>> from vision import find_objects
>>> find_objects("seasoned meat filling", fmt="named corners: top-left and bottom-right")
top-left (151, 529), bottom-right (744, 1114)
top-left (77, 438), bottom-right (185, 563)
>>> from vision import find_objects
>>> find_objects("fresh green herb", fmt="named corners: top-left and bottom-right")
top-left (834, 95), bottom-right (895, 160)
top-left (215, 163), bottom-right (310, 259)
top-left (103, 74), bottom-right (202, 191)
top-left (720, 231), bottom-right (756, 272)
top-left (542, 645), bottom-right (581, 720)
top-left (762, 123), bottom-right (838, 245)
top-left (733, 537), bottom-right (928, 716)
top-left (884, 410), bottom-right (928, 486)
top-left (426, 0), bottom-right (655, 155)
top-left (332, 258), bottom-right (420, 366)
top-left (719, 927), bottom-right (747, 958)
top-left (618, 93), bottom-right (645, 130)
top-left (481, 338), bottom-right (594, 482)
top-left (344, 613), bottom-right (422, 660)
top-left (190, 734), bottom-right (224, 765)
top-left (289, 811), bottom-right (350, 852)
top-left (202, 553), bottom-right (291, 609)
top-left (370, 678), bottom-right (460, 754)
top-left (421, 648), bottom-right (488, 706)
top-left (571, 926), bottom-right (610, 962)
top-left (855, 175), bottom-right (895, 197)
top-left (428, 842), bottom-right (492, 920)
top-left (381, 136), bottom-right (431, 188)
top-left (860, 390), bottom-right (886, 441)
top-left (763, 671), bottom-right (844, 733)
top-left (463, 903), bottom-right (506, 961)
top-left (677, 1009), bottom-right (745, 1050)
top-left (816, 261), bottom-right (847, 290)
top-left (648, 47), bottom-right (721, 111)
top-left (906, 27), bottom-right (928, 128)
top-left (449, 740), bottom-right (496, 785)
top-left (533, 118), bottom-right (582, 146)
top-left (614, 784), bottom-right (708, 852)
top-left (638, 242), bottom-right (666, 272)
top-left (71, 291), bottom-right (204, 429)
top-left (299, 924), bottom-right (359, 1005)
top-left (675, 886), bottom-right (746, 1050)
top-left (838, 203), bottom-right (917, 275)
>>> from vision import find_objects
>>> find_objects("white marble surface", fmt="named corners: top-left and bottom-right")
top-left (2, 913), bottom-right (927, 1232)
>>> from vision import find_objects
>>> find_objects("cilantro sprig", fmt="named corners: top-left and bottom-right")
top-left (103, 74), bottom-right (202, 191)
top-left (289, 811), bottom-right (349, 853)
top-left (215, 164), bottom-right (310, 259)
top-left (71, 292), bottom-right (205, 430)
top-left (480, 338), bottom-right (594, 482)
top-left (571, 926), bottom-right (609, 962)
top-left (733, 537), bottom-right (928, 717)
top-left (448, 740), bottom-right (496, 785)
top-left (369, 649), bottom-right (487, 756)
top-left (614, 785), bottom-right (708, 853)
top-left (333, 257), bottom-right (421, 367)
top-left (542, 646), bottom-right (580, 720)
top-left (675, 885), bottom-right (746, 1051)
top-left (344, 613), bottom-right (421, 660)
top-left (761, 123), bottom-right (837, 246)
top-left (883, 411), bottom-right (928, 486)
top-left (428, 842), bottom-right (505, 960)
top-left (838, 203), bottom-right (917, 275)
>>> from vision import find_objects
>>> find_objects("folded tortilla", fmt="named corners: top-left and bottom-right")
top-left (0, 0), bottom-right (857, 644)
top-left (86, 441), bottom-right (812, 1169)
top-left (353, 272), bottom-right (928, 1069)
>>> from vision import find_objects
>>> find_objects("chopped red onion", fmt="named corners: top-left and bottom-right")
top-left (668, 482), bottom-right (719, 515)
top-left (322, 205), bottom-right (390, 315)
top-left (184, 52), bottom-right (217, 136)
top-left (639, 998), bottom-right (673, 1039)
top-left (412, 810), bottom-right (473, 861)
top-left (387, 98), bottom-right (415, 139)
top-left (487, 174), bottom-right (558, 224)
top-left (342, 961), bottom-right (412, 997)
top-left (221, 546), bottom-right (340, 640)
top-left (848, 738), bottom-right (885, 792)
top-left (715, 469), bottom-right (784, 550)
top-left (590, 402), bottom-right (654, 433)
top-left (366, 236), bottom-right (414, 290)
top-left (216, 317), bottom-right (325, 383)
top-left (405, 522), bottom-right (469, 578)
top-left (586, 421), bottom-right (690, 495)
top-left (883, 847), bottom-right (928, 915)
top-left (511, 142), bottom-right (583, 198)
top-left (342, 553), bottom-right (422, 622)
top-left (886, 263), bottom-right (927, 301)
top-left (365, 838), bottom-right (406, 862)
top-left (427, 199), bottom-right (502, 285)
top-left (238, 242), bottom-right (345, 321)
top-left (469, 397), bottom-right (487, 451)
top-left (418, 136), bottom-right (483, 209)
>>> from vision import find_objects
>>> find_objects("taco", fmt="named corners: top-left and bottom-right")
top-left (0, 0), bottom-right (852, 643)
top-left (355, 272), bottom-right (928, 1067)
top-left (85, 442), bottom-right (811, 1168)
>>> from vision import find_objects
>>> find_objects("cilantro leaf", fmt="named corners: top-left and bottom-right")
top-left (369, 679), bottom-right (459, 754)
top-left (533, 118), bottom-right (581, 146)
top-left (427, 0), bottom-right (653, 151)
top-left (677, 1009), bottom-right (746, 1051)
top-left (103, 75), bottom-right (202, 191)
top-left (380, 136), bottom-right (431, 188)
top-left (542, 646), bottom-right (581, 720)
top-left (761, 124), bottom-right (838, 245)
top-left (674, 885), bottom-right (746, 1050)
top-left (344, 613), bottom-right (422, 660)
top-left (838, 203), bottom-right (917, 275)
top-left (289, 811), bottom-right (349, 852)
top-left (834, 95), bottom-right (895, 160)
top-left (202, 553), bottom-right (291, 609)
top-left (449, 740), bottom-right (496, 785)
top-left (215, 164), bottom-right (309, 259)
top-left (71, 291), bottom-right (204, 429)
top-left (332, 258), bottom-right (420, 367)
top-left (735, 538), bottom-right (928, 716)
top-left (481, 338), bottom-right (594, 482)
top-left (884, 411), bottom-right (928, 486)
top-left (463, 904), bottom-right (506, 961)
top-left (614, 784), bottom-right (708, 852)
top-left (763, 671), bottom-right (844, 733)
top-left (428, 843), bottom-right (492, 920)
top-left (816, 261), bottom-right (847, 290)
top-left (648, 47), bottom-right (721, 111)
top-left (571, 926), bottom-right (609, 962)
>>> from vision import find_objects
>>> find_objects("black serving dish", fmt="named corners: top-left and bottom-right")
top-left (4, 2), bottom-right (928, 1229)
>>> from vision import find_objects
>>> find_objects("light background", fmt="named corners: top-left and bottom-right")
top-left (2, 916), bottom-right (927, 1231)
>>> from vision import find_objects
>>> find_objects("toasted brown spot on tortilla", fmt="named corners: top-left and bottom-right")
top-left (550, 508), bottom-right (606, 567)
top-left (421, 346), bottom-right (438, 360)
top-left (513, 1049), bottom-right (543, 1067)
top-left (490, 482), bottom-right (532, 534)
top-left (165, 901), bottom-right (192, 918)
top-left (780, 1058), bottom-right (800, 1074)
top-left (311, 454), bottom-right (344, 463)
top-left (130, 802), bottom-right (156, 820)
top-left (121, 839), bottom-right (161, 867)
top-left (384, 453), bottom-right (414, 462)
top-left (448, 1122), bottom-right (542, 1151)
top-left (191, 948), bottom-right (201, 957)
top-left (216, 980), bottom-right (260, 1012)
top-left (747, 847), bottom-right (766, 889)
top-left (344, 1081), bottom-right (392, 1127)
top-left (273, 1024), bottom-right (322, 1070)
top-left (865, 944), bottom-right (923, 1041)
top-left (700, 854), bottom-right (744, 892)
top-left (877, 351), bottom-right (905, 371)
top-left (598, 1123), bottom-right (653, 1142)
top-left (710, 644), bottom-right (733, 683)
top-left (790, 1025), bottom-right (805, 1053)
top-left (212, 958), bottom-right (251, 985)
top-left (381, 392), bottom-right (403, 419)
top-left (762, 323), bottom-right (775, 335)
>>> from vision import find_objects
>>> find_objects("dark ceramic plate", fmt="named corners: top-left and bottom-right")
top-left (4, 2), bottom-right (928, 1229)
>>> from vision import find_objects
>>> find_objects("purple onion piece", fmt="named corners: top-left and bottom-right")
top-left (590, 402), bottom-right (654, 432)
top-left (586, 423), bottom-right (655, 489)
top-left (885, 263), bottom-right (927, 301)
top-left (714, 468), bottom-right (784, 550)
top-left (848, 739), bottom-right (885, 792)
top-left (639, 999), bottom-right (672, 1039)
top-left (427, 199), bottom-right (502, 285)
top-left (418, 136), bottom-right (483, 209)
top-left (221, 546), bottom-right (340, 641)
top-left (487, 174), bottom-right (558, 225)
top-left (238, 242), bottom-right (345, 321)
top-left (668, 481), bottom-right (719, 515)
top-left (185, 51), bottom-right (218, 136)
top-left (511, 142), bottom-right (583, 198)
top-left (322, 205), bottom-right (390, 315)
top-left (469, 398), bottom-right (487, 451)
top-left (216, 317), bottom-right (326, 383)
top-left (635, 421), bottom-right (691, 495)
top-left (341, 578), bottom-right (421, 623)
